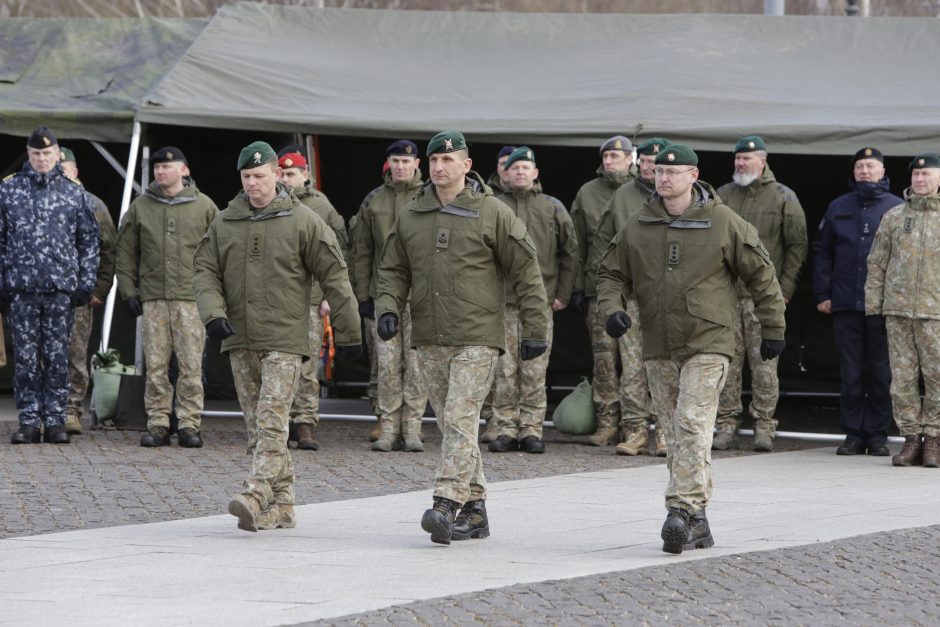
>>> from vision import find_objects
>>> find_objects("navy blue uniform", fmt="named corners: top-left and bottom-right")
top-left (813, 177), bottom-right (902, 447)
top-left (0, 163), bottom-right (99, 428)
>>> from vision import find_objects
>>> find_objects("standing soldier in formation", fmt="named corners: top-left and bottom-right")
top-left (866, 153), bottom-right (940, 468)
top-left (347, 203), bottom-right (380, 435)
top-left (194, 141), bottom-right (361, 532)
top-left (1, 126), bottom-right (99, 445)
top-left (814, 147), bottom-right (899, 456)
top-left (376, 131), bottom-right (548, 544)
top-left (353, 140), bottom-right (429, 453)
top-left (485, 145), bottom-right (516, 197)
top-left (59, 147), bottom-right (118, 435)
top-left (278, 150), bottom-right (348, 451)
top-left (116, 147), bottom-right (219, 448)
top-left (597, 144), bottom-right (785, 554)
top-left (714, 136), bottom-right (807, 452)
top-left (489, 147), bottom-right (578, 454)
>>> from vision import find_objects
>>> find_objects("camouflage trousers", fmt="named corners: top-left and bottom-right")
top-left (9, 292), bottom-right (73, 428)
top-left (66, 303), bottom-right (94, 419)
top-left (289, 305), bottom-right (324, 426)
top-left (230, 349), bottom-right (301, 507)
top-left (362, 315), bottom-right (379, 413)
top-left (375, 305), bottom-right (427, 436)
top-left (493, 306), bottom-right (552, 439)
top-left (647, 353), bottom-right (729, 513)
top-left (886, 316), bottom-right (940, 437)
top-left (716, 297), bottom-right (779, 433)
top-left (418, 345), bottom-right (498, 504)
top-left (586, 297), bottom-right (654, 432)
top-left (141, 300), bottom-right (205, 431)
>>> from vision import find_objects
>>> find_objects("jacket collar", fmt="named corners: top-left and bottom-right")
top-left (223, 184), bottom-right (295, 220)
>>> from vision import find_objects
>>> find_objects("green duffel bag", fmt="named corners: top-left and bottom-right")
top-left (552, 377), bottom-right (596, 435)
top-left (91, 349), bottom-right (138, 427)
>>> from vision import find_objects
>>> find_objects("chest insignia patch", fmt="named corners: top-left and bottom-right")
top-left (668, 243), bottom-right (680, 265)
top-left (436, 227), bottom-right (450, 248)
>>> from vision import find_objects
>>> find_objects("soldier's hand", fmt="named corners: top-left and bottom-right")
top-left (125, 296), bottom-right (143, 317)
top-left (206, 318), bottom-right (236, 341)
top-left (759, 338), bottom-right (786, 361)
top-left (520, 339), bottom-right (548, 361)
top-left (377, 313), bottom-right (399, 341)
top-left (358, 298), bottom-right (375, 320)
top-left (569, 291), bottom-right (587, 314)
top-left (90, 295), bottom-right (104, 308)
top-left (70, 289), bottom-right (91, 308)
top-left (334, 344), bottom-right (363, 363)
top-left (605, 311), bottom-right (632, 338)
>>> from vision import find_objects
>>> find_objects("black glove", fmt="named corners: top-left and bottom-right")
top-left (759, 338), bottom-right (786, 361)
top-left (377, 313), bottom-right (399, 341)
top-left (125, 296), bottom-right (143, 317)
top-left (358, 298), bottom-right (375, 320)
top-left (569, 291), bottom-right (587, 314)
top-left (206, 318), bottom-right (236, 341)
top-left (334, 344), bottom-right (363, 363)
top-left (605, 311), bottom-right (632, 338)
top-left (70, 289), bottom-right (91, 308)
top-left (520, 339), bottom-right (548, 361)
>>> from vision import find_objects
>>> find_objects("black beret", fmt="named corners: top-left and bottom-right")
top-left (498, 145), bottom-right (517, 159)
top-left (27, 125), bottom-right (57, 149)
top-left (151, 146), bottom-right (187, 165)
top-left (386, 140), bottom-right (418, 157)
top-left (852, 147), bottom-right (884, 164)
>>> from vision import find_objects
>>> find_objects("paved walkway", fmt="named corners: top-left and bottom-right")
top-left (2, 445), bottom-right (937, 626)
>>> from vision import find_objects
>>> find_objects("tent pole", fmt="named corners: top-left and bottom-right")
top-left (89, 141), bottom-right (142, 195)
top-left (306, 134), bottom-right (322, 190)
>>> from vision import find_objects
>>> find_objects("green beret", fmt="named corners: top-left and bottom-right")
top-left (599, 135), bottom-right (632, 155)
top-left (734, 135), bottom-right (766, 154)
top-left (504, 146), bottom-right (536, 169)
top-left (59, 147), bottom-right (76, 163)
top-left (426, 130), bottom-right (467, 156)
top-left (910, 153), bottom-right (940, 171)
top-left (237, 141), bottom-right (277, 171)
top-left (636, 137), bottom-right (670, 156)
top-left (654, 144), bottom-right (698, 167)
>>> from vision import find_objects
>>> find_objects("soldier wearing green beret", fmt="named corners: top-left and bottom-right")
top-left (376, 130), bottom-right (548, 545)
top-left (194, 141), bottom-right (362, 532)
top-left (58, 148), bottom-right (118, 435)
top-left (866, 153), bottom-right (940, 467)
top-left (713, 135), bottom-right (807, 453)
top-left (596, 144), bottom-right (785, 554)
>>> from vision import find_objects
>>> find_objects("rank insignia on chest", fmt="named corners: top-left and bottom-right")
top-left (904, 216), bottom-right (915, 233)
top-left (436, 227), bottom-right (450, 249)
top-left (250, 233), bottom-right (262, 256)
top-left (668, 243), bottom-right (680, 265)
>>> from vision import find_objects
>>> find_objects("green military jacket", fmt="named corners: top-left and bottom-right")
top-left (497, 184), bottom-right (579, 306)
top-left (193, 185), bottom-right (361, 357)
top-left (352, 170), bottom-right (423, 303)
top-left (86, 191), bottom-right (117, 301)
top-left (116, 178), bottom-right (218, 302)
top-left (376, 171), bottom-right (548, 352)
top-left (597, 181), bottom-right (786, 362)
top-left (292, 182), bottom-right (348, 305)
top-left (570, 166), bottom-right (635, 297)
top-left (486, 170), bottom-right (506, 196)
top-left (717, 166), bottom-right (807, 299)
top-left (866, 188), bottom-right (940, 320)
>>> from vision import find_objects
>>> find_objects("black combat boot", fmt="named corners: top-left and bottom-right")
top-left (421, 496), bottom-right (459, 545)
top-left (178, 428), bottom-right (203, 448)
top-left (519, 436), bottom-right (545, 454)
top-left (451, 500), bottom-right (489, 541)
top-left (488, 434), bottom-right (518, 453)
top-left (683, 509), bottom-right (714, 551)
top-left (44, 425), bottom-right (70, 444)
top-left (10, 424), bottom-right (41, 444)
top-left (140, 426), bottom-right (171, 447)
top-left (661, 507), bottom-right (691, 554)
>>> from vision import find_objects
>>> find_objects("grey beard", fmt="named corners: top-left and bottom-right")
top-left (733, 171), bottom-right (760, 187)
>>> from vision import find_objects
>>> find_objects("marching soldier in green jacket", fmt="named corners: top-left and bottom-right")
top-left (115, 147), bottom-right (218, 448)
top-left (489, 146), bottom-right (579, 454)
top-left (376, 131), bottom-right (548, 545)
top-left (714, 136), bottom-right (807, 452)
top-left (353, 140), bottom-right (429, 453)
top-left (194, 141), bottom-right (361, 532)
top-left (597, 144), bottom-right (785, 554)
top-left (59, 148), bottom-right (118, 435)
top-left (278, 150), bottom-right (348, 451)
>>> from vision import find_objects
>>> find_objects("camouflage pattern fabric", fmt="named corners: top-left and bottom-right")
top-left (375, 304), bottom-right (428, 436)
top-left (716, 297), bottom-right (779, 434)
top-left (493, 305), bottom-right (553, 439)
top-left (418, 344), bottom-right (498, 504)
top-left (363, 317), bottom-right (379, 411)
top-left (618, 297), bottom-right (655, 431)
top-left (66, 303), bottom-right (93, 419)
top-left (586, 297), bottom-right (619, 431)
top-left (290, 304), bottom-right (324, 427)
top-left (10, 292), bottom-right (73, 428)
top-left (886, 316), bottom-right (940, 437)
top-left (647, 353), bottom-right (729, 513)
top-left (141, 299), bottom-right (205, 431)
top-left (230, 349), bottom-right (301, 508)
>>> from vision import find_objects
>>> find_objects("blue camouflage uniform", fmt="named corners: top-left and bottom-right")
top-left (0, 162), bottom-right (99, 429)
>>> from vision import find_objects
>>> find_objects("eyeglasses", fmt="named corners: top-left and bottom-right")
top-left (654, 168), bottom-right (696, 178)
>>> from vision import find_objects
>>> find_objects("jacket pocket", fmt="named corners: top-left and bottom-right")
top-left (454, 276), bottom-right (499, 313)
top-left (686, 289), bottom-right (731, 327)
